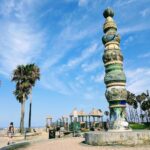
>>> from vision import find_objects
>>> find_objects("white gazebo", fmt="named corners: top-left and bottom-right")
top-left (70, 108), bottom-right (78, 122)
top-left (88, 108), bottom-right (103, 128)
top-left (46, 115), bottom-right (53, 132)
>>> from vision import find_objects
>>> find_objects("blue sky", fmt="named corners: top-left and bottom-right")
top-left (0, 0), bottom-right (150, 127)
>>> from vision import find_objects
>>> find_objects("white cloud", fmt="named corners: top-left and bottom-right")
top-left (0, 1), bottom-right (45, 76)
top-left (0, 0), bottom-right (37, 20)
top-left (78, 0), bottom-right (89, 6)
top-left (119, 24), bottom-right (150, 35)
top-left (115, 0), bottom-right (137, 7)
top-left (40, 43), bottom-right (100, 95)
top-left (75, 75), bottom-right (85, 85)
top-left (0, 25), bottom-right (44, 75)
top-left (91, 73), bottom-right (104, 83)
top-left (138, 52), bottom-right (150, 58)
top-left (126, 68), bottom-right (150, 94)
top-left (0, 0), bottom-right (16, 16)
top-left (81, 61), bottom-right (100, 72)
top-left (64, 43), bottom-right (99, 69)
top-left (41, 22), bottom-right (98, 71)
top-left (64, 0), bottom-right (89, 7)
top-left (41, 72), bottom-right (71, 95)
top-left (123, 36), bottom-right (134, 46)
top-left (140, 8), bottom-right (150, 17)
top-left (83, 87), bottom-right (104, 103)
top-left (39, 1), bottom-right (100, 94)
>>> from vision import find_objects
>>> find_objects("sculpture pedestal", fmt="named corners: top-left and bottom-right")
top-left (110, 118), bottom-right (130, 131)
top-left (84, 130), bottom-right (150, 146)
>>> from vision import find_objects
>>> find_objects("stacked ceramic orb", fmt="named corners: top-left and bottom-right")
top-left (102, 8), bottom-right (128, 130)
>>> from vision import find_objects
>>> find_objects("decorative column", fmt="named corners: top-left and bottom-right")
top-left (102, 8), bottom-right (129, 130)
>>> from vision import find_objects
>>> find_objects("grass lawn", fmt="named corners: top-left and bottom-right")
top-left (129, 123), bottom-right (150, 130)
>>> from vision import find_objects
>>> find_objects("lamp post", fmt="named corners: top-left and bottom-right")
top-left (73, 111), bottom-right (78, 137)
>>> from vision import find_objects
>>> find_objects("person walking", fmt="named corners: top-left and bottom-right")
top-left (7, 122), bottom-right (14, 145)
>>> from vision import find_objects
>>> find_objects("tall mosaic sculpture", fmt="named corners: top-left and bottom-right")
top-left (102, 8), bottom-right (129, 130)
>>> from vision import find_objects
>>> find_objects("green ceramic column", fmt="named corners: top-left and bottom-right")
top-left (102, 8), bottom-right (129, 130)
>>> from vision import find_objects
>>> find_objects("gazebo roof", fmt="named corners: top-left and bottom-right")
top-left (70, 108), bottom-right (78, 116)
top-left (89, 108), bottom-right (103, 116)
top-left (62, 115), bottom-right (68, 119)
top-left (78, 110), bottom-right (87, 116)
top-left (46, 115), bottom-right (52, 119)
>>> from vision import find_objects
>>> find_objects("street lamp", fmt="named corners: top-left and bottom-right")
top-left (72, 108), bottom-right (78, 137)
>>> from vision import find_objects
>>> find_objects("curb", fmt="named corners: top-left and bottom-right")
top-left (0, 141), bottom-right (30, 150)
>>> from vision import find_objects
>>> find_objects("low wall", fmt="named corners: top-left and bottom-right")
top-left (84, 130), bottom-right (150, 146)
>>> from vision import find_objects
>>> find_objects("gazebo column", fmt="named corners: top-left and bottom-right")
top-left (66, 117), bottom-right (69, 131)
top-left (98, 116), bottom-right (100, 128)
top-left (50, 118), bottom-right (52, 126)
top-left (86, 116), bottom-right (88, 128)
top-left (78, 116), bottom-right (80, 122)
top-left (89, 116), bottom-right (91, 128)
top-left (70, 116), bottom-right (73, 123)
top-left (46, 118), bottom-right (48, 132)
top-left (93, 116), bottom-right (95, 123)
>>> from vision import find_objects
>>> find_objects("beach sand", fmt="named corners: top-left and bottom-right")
top-left (18, 137), bottom-right (150, 150)
top-left (1, 130), bottom-right (150, 150)
top-left (0, 129), bottom-right (48, 148)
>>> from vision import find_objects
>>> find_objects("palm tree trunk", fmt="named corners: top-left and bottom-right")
top-left (145, 111), bottom-right (148, 123)
top-left (135, 109), bottom-right (140, 123)
top-left (131, 108), bottom-right (134, 122)
top-left (20, 95), bottom-right (25, 134)
top-left (129, 106), bottom-right (132, 122)
top-left (28, 89), bottom-right (32, 131)
top-left (139, 103), bottom-right (143, 123)
top-left (133, 109), bottom-right (136, 123)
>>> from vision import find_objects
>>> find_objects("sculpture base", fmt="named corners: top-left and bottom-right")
top-left (84, 130), bottom-right (150, 146)
top-left (108, 129), bottom-right (132, 132)
top-left (110, 118), bottom-right (130, 131)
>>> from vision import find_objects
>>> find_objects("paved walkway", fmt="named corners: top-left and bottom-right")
top-left (18, 137), bottom-right (150, 150)
top-left (0, 132), bottom-right (48, 148)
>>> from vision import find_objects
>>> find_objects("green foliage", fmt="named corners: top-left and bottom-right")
top-left (127, 91), bottom-right (136, 106)
top-left (127, 90), bottom-right (150, 123)
top-left (141, 100), bottom-right (150, 111)
top-left (129, 123), bottom-right (150, 130)
top-left (12, 65), bottom-right (32, 102)
top-left (12, 64), bottom-right (40, 99)
top-left (104, 111), bottom-right (109, 116)
top-left (12, 64), bottom-right (40, 133)
top-left (69, 122), bottom-right (81, 132)
top-left (136, 93), bottom-right (147, 104)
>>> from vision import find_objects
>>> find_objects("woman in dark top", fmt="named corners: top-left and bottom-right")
top-left (7, 122), bottom-right (14, 145)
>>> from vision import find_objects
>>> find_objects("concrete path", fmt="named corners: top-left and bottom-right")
top-left (0, 132), bottom-right (47, 148)
top-left (18, 137), bottom-right (150, 150)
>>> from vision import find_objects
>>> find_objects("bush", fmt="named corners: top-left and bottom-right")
top-left (129, 123), bottom-right (150, 129)
top-left (81, 128), bottom-right (89, 132)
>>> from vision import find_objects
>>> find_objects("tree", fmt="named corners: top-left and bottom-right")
top-left (26, 64), bottom-right (40, 130)
top-left (136, 92), bottom-right (147, 122)
top-left (141, 91), bottom-right (150, 122)
top-left (126, 91), bottom-right (137, 122)
top-left (104, 111), bottom-right (109, 116)
top-left (12, 65), bottom-right (31, 134)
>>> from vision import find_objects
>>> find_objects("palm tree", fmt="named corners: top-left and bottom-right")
top-left (12, 65), bottom-right (31, 134)
top-left (132, 100), bottom-right (139, 123)
top-left (104, 111), bottom-right (109, 116)
top-left (136, 92), bottom-right (147, 122)
top-left (141, 91), bottom-right (150, 122)
top-left (126, 91), bottom-right (136, 122)
top-left (26, 64), bottom-right (40, 130)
